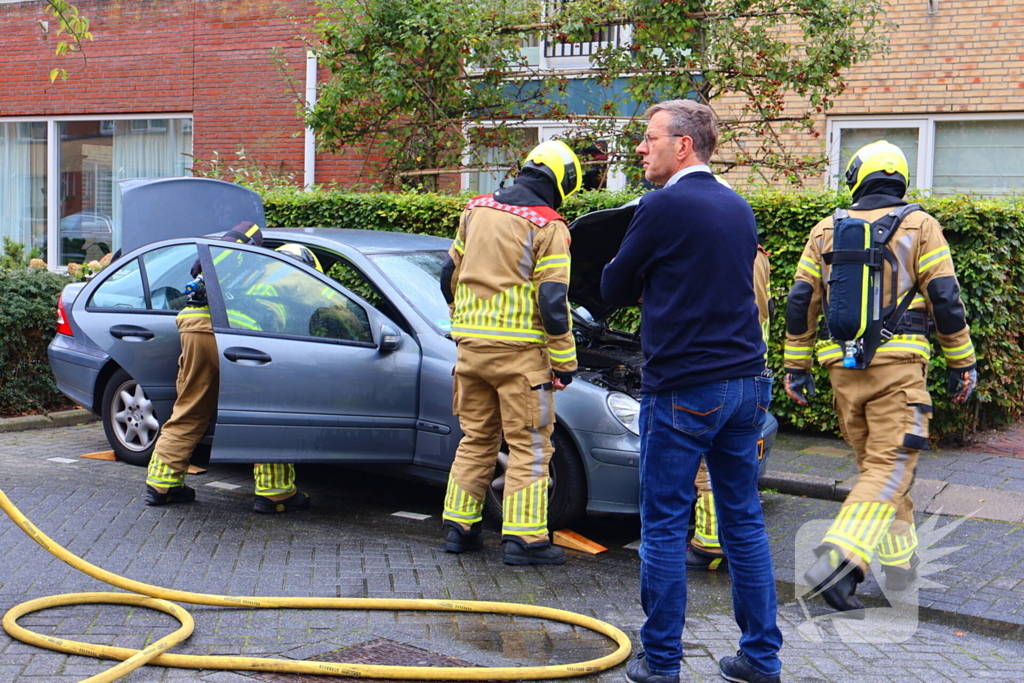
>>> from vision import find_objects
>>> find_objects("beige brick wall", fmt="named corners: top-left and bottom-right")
top-left (714, 0), bottom-right (1024, 187)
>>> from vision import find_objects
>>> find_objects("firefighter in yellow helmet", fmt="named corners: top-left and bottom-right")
top-left (440, 139), bottom-right (581, 565)
top-left (784, 141), bottom-right (977, 613)
top-left (144, 229), bottom-right (312, 514)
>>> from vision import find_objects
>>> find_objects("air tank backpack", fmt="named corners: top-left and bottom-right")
top-left (822, 203), bottom-right (923, 369)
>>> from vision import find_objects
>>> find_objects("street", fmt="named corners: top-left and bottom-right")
top-left (1, 422), bottom-right (1022, 682)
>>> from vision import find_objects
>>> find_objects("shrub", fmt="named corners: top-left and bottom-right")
top-left (0, 267), bottom-right (75, 415)
top-left (265, 187), bottom-right (1024, 441)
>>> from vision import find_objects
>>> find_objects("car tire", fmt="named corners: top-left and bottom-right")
top-left (101, 368), bottom-right (161, 467)
top-left (483, 429), bottom-right (588, 533)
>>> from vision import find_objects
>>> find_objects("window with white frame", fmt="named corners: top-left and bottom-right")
top-left (828, 115), bottom-right (1024, 196)
top-left (0, 115), bottom-right (192, 269)
top-left (463, 123), bottom-right (626, 195)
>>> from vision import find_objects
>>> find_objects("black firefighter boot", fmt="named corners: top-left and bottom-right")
top-left (803, 545), bottom-right (866, 617)
top-left (502, 537), bottom-right (566, 566)
top-left (443, 521), bottom-right (483, 553)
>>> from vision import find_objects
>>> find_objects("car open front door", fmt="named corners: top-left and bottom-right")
top-left (72, 242), bottom-right (204, 421)
top-left (203, 243), bottom-right (421, 464)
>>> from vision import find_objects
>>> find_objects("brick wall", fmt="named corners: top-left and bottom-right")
top-left (0, 0), bottom-right (379, 188)
top-left (713, 0), bottom-right (1024, 187)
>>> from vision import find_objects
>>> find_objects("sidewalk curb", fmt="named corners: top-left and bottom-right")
top-left (775, 578), bottom-right (1024, 642)
top-left (0, 409), bottom-right (97, 433)
top-left (759, 472), bottom-right (852, 502)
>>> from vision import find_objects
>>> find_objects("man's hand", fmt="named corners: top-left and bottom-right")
top-left (948, 367), bottom-right (978, 404)
top-left (784, 369), bottom-right (815, 406)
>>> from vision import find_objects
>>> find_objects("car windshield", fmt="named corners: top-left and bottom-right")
top-left (367, 250), bottom-right (451, 333)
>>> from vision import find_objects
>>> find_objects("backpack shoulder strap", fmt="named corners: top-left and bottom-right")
top-left (871, 203), bottom-right (921, 246)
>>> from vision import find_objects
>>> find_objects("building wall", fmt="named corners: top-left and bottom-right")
top-left (713, 0), bottom-right (1024, 187)
top-left (0, 0), bottom-right (380, 188)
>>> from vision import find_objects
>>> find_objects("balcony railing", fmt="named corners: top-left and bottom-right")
top-left (544, 23), bottom-right (626, 58)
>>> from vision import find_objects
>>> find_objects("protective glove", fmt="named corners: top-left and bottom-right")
top-left (948, 367), bottom-right (978, 404)
top-left (784, 369), bottom-right (815, 406)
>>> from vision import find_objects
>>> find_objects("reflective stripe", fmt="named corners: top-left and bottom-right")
top-left (878, 525), bottom-right (919, 566)
top-left (442, 477), bottom-right (483, 525)
top-left (453, 238), bottom-right (465, 255)
top-left (816, 342), bottom-right (843, 363)
top-left (502, 479), bottom-right (548, 536)
top-left (784, 344), bottom-right (813, 362)
top-left (146, 452), bottom-right (185, 490)
top-left (823, 501), bottom-right (896, 566)
top-left (253, 463), bottom-right (297, 497)
top-left (693, 492), bottom-right (720, 549)
top-left (227, 309), bottom-right (260, 331)
top-left (247, 283), bottom-right (278, 296)
top-left (179, 306), bottom-right (211, 319)
top-left (942, 340), bottom-right (975, 361)
top-left (876, 335), bottom-right (931, 360)
top-left (918, 246), bottom-right (951, 273)
top-left (798, 256), bottom-right (821, 278)
top-left (534, 254), bottom-right (570, 272)
top-left (452, 281), bottom-right (543, 340)
top-left (451, 326), bottom-right (546, 342)
top-left (548, 347), bottom-right (576, 362)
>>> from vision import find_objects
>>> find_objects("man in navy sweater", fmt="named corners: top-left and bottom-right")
top-left (602, 100), bottom-right (782, 683)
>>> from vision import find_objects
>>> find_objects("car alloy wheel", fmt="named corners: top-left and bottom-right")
top-left (102, 368), bottom-right (160, 466)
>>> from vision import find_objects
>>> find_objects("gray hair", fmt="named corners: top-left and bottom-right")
top-left (644, 99), bottom-right (718, 163)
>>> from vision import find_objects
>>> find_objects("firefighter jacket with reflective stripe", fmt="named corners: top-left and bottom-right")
top-left (446, 197), bottom-right (577, 373)
top-left (785, 205), bottom-right (976, 371)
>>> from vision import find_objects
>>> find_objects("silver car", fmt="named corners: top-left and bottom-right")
top-left (47, 179), bottom-right (777, 528)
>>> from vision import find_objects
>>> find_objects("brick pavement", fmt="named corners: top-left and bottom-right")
top-left (762, 426), bottom-right (1024, 524)
top-left (1, 423), bottom-right (1023, 682)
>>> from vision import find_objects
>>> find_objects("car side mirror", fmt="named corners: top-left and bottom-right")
top-left (379, 323), bottom-right (402, 352)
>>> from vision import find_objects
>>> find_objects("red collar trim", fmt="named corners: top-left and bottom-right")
top-left (466, 195), bottom-right (563, 227)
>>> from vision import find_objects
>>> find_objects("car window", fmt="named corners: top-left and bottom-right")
top-left (143, 244), bottom-right (199, 311)
top-left (87, 258), bottom-right (145, 309)
top-left (367, 251), bottom-right (451, 332)
top-left (327, 259), bottom-right (385, 310)
top-left (211, 246), bottom-right (372, 343)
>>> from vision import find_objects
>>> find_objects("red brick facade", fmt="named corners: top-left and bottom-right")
top-left (714, 0), bottom-right (1024, 187)
top-left (0, 0), bottom-right (377, 187)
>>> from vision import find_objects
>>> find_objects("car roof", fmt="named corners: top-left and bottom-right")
top-left (264, 227), bottom-right (452, 254)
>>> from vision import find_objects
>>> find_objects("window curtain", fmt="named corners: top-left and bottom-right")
top-left (0, 123), bottom-right (47, 257)
top-left (111, 119), bottom-right (192, 249)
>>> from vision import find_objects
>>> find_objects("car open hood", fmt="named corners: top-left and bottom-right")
top-left (118, 178), bottom-right (266, 255)
top-left (568, 198), bottom-right (639, 321)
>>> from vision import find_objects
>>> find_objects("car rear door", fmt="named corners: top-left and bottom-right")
top-left (202, 243), bottom-right (421, 464)
top-left (71, 242), bottom-right (201, 421)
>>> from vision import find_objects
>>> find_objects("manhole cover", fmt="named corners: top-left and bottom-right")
top-left (250, 638), bottom-right (476, 682)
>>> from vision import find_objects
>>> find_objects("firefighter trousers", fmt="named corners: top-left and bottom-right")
top-left (145, 311), bottom-right (296, 502)
top-left (690, 459), bottom-right (722, 556)
top-left (821, 362), bottom-right (930, 570)
top-left (443, 343), bottom-right (556, 545)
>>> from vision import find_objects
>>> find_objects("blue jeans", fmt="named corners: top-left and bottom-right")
top-left (638, 376), bottom-right (782, 677)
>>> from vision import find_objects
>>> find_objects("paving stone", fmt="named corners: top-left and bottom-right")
top-left (2, 423), bottom-right (1024, 682)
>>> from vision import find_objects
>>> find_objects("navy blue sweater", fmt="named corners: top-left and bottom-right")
top-left (600, 172), bottom-right (765, 392)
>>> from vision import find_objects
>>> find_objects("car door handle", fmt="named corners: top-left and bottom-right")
top-left (109, 324), bottom-right (155, 340)
top-left (223, 347), bottom-right (272, 364)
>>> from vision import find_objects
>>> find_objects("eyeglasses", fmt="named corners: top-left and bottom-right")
top-left (642, 133), bottom-right (684, 145)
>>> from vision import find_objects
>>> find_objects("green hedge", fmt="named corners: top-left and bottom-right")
top-left (0, 268), bottom-right (76, 415)
top-left (264, 187), bottom-right (1024, 441)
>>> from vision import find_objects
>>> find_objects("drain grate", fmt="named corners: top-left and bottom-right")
top-left (250, 638), bottom-right (476, 682)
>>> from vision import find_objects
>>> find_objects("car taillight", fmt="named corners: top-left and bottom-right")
top-left (56, 295), bottom-right (74, 337)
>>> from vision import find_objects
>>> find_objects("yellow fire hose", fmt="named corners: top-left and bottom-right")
top-left (0, 488), bottom-right (631, 683)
